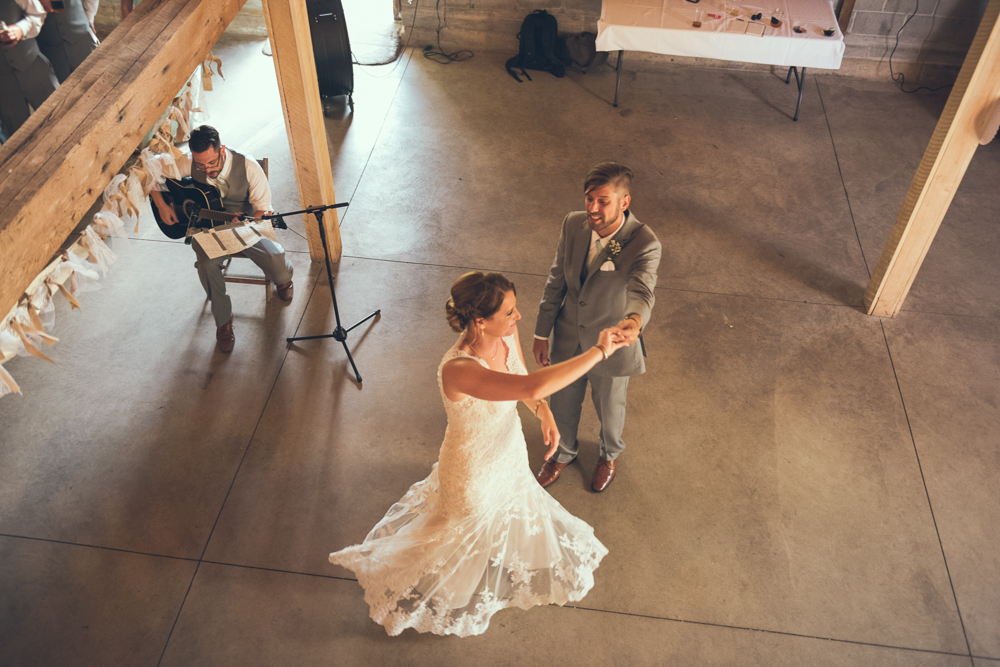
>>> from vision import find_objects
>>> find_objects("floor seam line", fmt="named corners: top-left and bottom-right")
top-left (144, 556), bottom-right (979, 659)
top-left (0, 533), bottom-right (200, 562)
top-left (155, 561), bottom-right (201, 667)
top-left (338, 48), bottom-right (415, 231)
top-left (816, 77), bottom-right (872, 280)
top-left (199, 559), bottom-right (358, 581)
top-left (878, 319), bottom-right (974, 659)
top-left (566, 603), bottom-right (971, 657)
top-left (336, 255), bottom-right (864, 308)
top-left (153, 266), bottom-right (328, 664)
top-left (191, 266), bottom-right (326, 563)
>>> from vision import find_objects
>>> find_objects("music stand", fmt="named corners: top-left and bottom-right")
top-left (264, 202), bottom-right (380, 384)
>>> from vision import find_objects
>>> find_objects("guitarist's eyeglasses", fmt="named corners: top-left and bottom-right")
top-left (193, 147), bottom-right (225, 173)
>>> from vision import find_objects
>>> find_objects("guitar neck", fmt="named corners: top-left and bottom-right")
top-left (199, 209), bottom-right (242, 222)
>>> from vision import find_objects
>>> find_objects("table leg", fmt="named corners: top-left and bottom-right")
top-left (614, 50), bottom-right (623, 108)
top-left (785, 66), bottom-right (806, 122)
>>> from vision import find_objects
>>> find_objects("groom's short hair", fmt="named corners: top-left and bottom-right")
top-left (584, 163), bottom-right (632, 196)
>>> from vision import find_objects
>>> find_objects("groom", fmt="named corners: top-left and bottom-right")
top-left (533, 163), bottom-right (661, 492)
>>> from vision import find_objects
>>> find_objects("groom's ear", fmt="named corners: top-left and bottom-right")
top-left (621, 193), bottom-right (631, 211)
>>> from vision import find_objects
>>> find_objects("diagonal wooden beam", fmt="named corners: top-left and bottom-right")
top-left (260, 0), bottom-right (341, 262)
top-left (0, 0), bottom-right (248, 319)
top-left (864, 0), bottom-right (1000, 317)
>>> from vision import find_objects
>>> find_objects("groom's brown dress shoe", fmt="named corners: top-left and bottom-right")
top-left (537, 459), bottom-right (573, 488)
top-left (592, 457), bottom-right (617, 492)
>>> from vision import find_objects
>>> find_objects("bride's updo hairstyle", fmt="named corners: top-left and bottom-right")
top-left (446, 271), bottom-right (516, 334)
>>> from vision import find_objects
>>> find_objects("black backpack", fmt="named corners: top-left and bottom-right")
top-left (505, 10), bottom-right (566, 82)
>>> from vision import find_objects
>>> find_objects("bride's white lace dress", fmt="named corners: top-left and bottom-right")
top-left (329, 334), bottom-right (608, 637)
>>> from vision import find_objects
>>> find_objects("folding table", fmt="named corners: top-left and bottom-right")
top-left (596, 0), bottom-right (845, 120)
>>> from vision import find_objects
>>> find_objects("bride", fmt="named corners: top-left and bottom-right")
top-left (329, 271), bottom-right (630, 637)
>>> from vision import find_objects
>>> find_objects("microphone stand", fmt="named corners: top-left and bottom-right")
top-left (259, 202), bottom-right (380, 384)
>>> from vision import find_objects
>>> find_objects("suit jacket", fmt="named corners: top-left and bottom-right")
top-left (535, 210), bottom-right (661, 377)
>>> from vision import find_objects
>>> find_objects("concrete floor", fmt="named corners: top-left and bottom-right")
top-left (1, 28), bottom-right (999, 667)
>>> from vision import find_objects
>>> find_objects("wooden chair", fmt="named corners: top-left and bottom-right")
top-left (222, 158), bottom-right (272, 301)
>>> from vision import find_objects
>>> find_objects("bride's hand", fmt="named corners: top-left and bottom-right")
top-left (539, 404), bottom-right (560, 461)
top-left (597, 327), bottom-right (628, 357)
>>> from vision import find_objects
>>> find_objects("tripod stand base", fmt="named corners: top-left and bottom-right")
top-left (287, 309), bottom-right (380, 383)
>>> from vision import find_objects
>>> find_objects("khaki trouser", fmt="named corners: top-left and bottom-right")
top-left (193, 238), bottom-right (293, 327)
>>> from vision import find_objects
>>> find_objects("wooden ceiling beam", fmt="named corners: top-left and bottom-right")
top-left (0, 0), bottom-right (248, 318)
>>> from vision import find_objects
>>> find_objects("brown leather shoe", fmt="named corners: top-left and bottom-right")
top-left (592, 457), bottom-right (617, 492)
top-left (216, 317), bottom-right (235, 353)
top-left (536, 458), bottom-right (574, 488)
top-left (276, 280), bottom-right (294, 302)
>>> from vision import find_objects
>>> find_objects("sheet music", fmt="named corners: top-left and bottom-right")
top-left (192, 221), bottom-right (278, 259)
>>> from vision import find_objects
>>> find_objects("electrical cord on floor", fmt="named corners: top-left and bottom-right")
top-left (888, 0), bottom-right (954, 93)
top-left (422, 0), bottom-right (473, 64)
top-left (351, 0), bottom-right (421, 79)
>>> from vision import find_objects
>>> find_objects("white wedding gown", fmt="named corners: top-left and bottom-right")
top-left (329, 334), bottom-right (608, 637)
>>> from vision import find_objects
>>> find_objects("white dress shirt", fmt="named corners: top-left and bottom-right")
top-left (12, 0), bottom-right (46, 39)
top-left (82, 0), bottom-right (97, 23)
top-left (167, 147), bottom-right (273, 212)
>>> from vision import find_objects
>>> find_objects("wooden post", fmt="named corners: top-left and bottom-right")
top-left (260, 0), bottom-right (342, 262)
top-left (864, 0), bottom-right (1000, 317)
top-left (0, 0), bottom-right (247, 320)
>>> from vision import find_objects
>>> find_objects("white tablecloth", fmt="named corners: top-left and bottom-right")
top-left (597, 0), bottom-right (845, 69)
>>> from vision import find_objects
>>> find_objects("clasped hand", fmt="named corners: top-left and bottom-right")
top-left (0, 24), bottom-right (24, 46)
top-left (533, 318), bottom-right (639, 368)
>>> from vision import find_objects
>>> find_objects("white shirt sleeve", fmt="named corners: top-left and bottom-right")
top-left (82, 0), bottom-right (98, 23)
top-left (149, 152), bottom-right (191, 190)
top-left (242, 154), bottom-right (272, 213)
top-left (13, 0), bottom-right (46, 39)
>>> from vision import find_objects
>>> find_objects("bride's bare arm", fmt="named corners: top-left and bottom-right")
top-left (510, 327), bottom-right (545, 411)
top-left (442, 328), bottom-right (626, 404)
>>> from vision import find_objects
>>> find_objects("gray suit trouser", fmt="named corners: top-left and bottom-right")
top-left (0, 51), bottom-right (58, 142)
top-left (193, 238), bottom-right (293, 327)
top-left (550, 345), bottom-right (630, 464)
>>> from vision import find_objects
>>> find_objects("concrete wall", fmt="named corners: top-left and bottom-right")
top-left (399, 0), bottom-right (988, 83)
top-left (843, 0), bottom-right (988, 82)
top-left (399, 0), bottom-right (601, 54)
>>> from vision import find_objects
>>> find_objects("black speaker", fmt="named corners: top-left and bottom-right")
top-left (307, 0), bottom-right (354, 107)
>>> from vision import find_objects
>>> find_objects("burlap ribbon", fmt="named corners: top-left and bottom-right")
top-left (23, 294), bottom-right (44, 332)
top-left (8, 319), bottom-right (57, 364)
top-left (46, 277), bottom-right (81, 310)
top-left (0, 362), bottom-right (19, 395)
top-left (202, 52), bottom-right (224, 91)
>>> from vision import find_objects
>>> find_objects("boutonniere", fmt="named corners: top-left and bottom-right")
top-left (598, 240), bottom-right (623, 271)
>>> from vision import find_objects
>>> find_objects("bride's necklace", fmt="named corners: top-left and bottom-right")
top-left (472, 337), bottom-right (501, 362)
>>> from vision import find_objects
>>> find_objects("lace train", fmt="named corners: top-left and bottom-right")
top-left (329, 336), bottom-right (607, 637)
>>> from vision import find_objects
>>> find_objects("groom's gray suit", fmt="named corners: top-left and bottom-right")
top-left (535, 209), bottom-right (661, 464)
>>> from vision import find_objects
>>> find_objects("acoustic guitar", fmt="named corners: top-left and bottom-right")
top-left (150, 178), bottom-right (247, 240)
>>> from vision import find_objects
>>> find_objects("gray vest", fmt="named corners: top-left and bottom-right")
top-left (0, 0), bottom-right (43, 72)
top-left (36, 0), bottom-right (98, 82)
top-left (192, 148), bottom-right (253, 216)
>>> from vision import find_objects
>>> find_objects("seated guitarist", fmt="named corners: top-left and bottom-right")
top-left (150, 125), bottom-right (294, 353)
